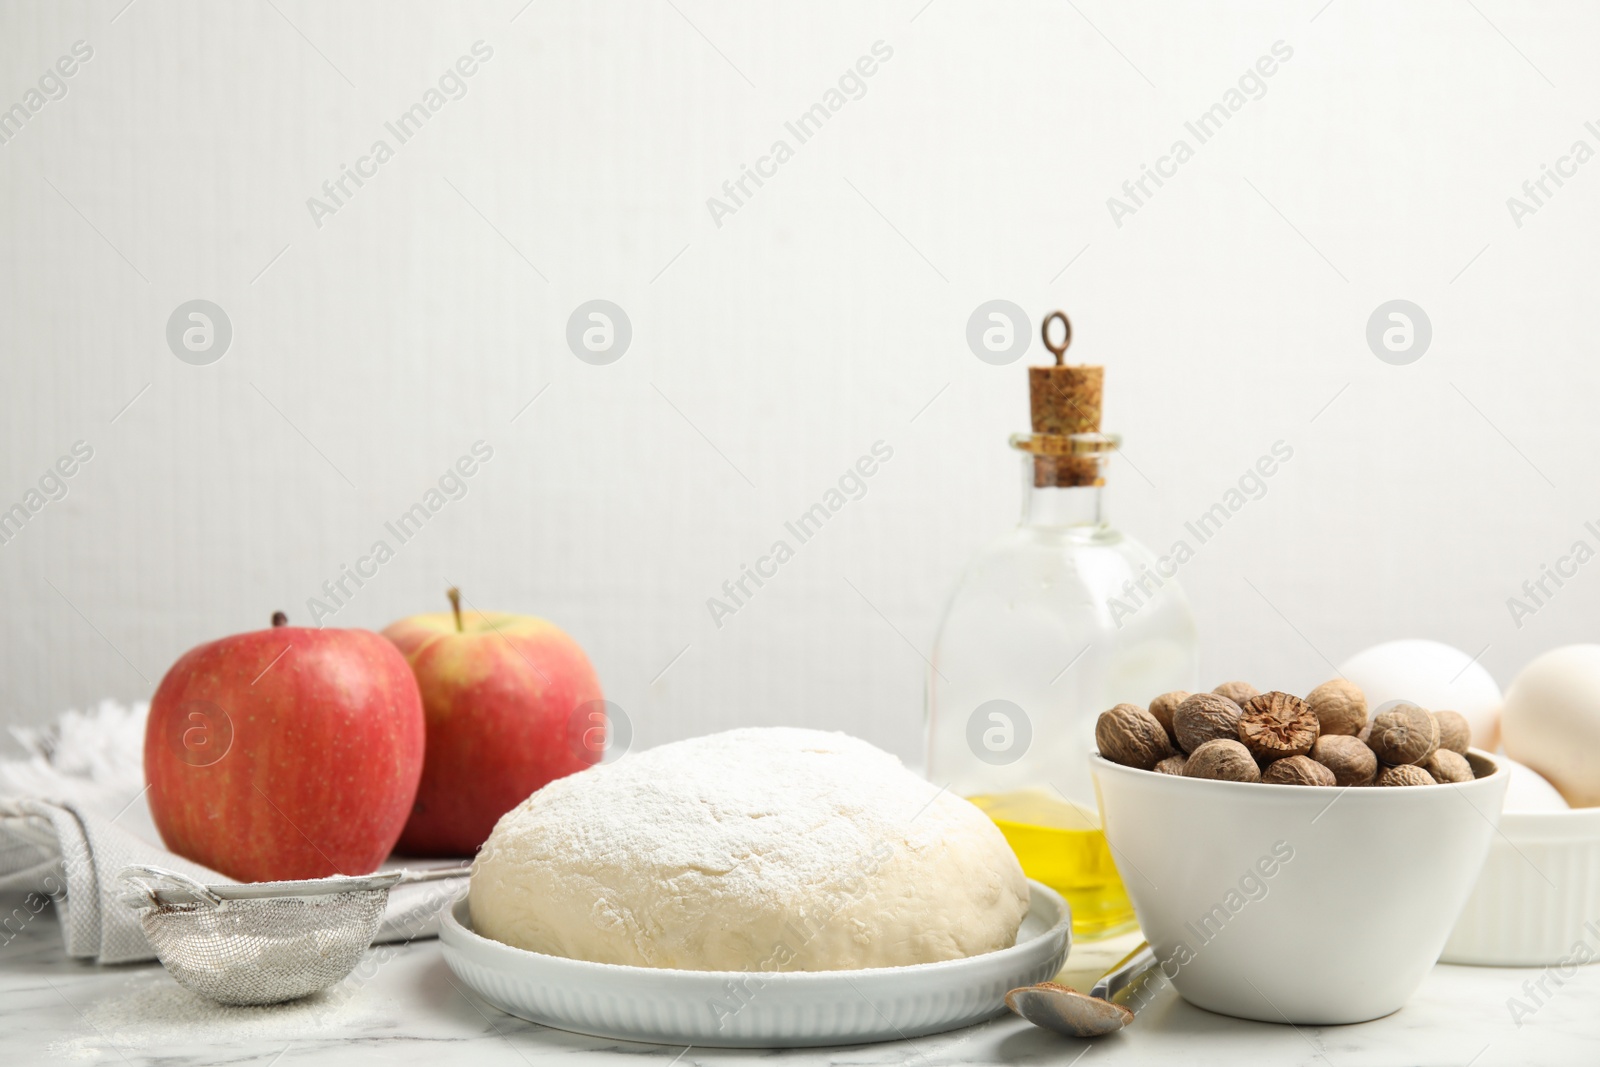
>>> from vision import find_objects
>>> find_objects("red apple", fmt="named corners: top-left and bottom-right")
top-left (382, 590), bottom-right (603, 855)
top-left (144, 612), bottom-right (425, 882)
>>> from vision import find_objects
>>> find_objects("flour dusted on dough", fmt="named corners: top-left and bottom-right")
top-left (469, 727), bottom-right (1030, 970)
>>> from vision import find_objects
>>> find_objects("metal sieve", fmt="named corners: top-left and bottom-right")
top-left (118, 863), bottom-right (467, 1006)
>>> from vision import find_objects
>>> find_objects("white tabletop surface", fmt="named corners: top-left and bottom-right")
top-left (2, 891), bottom-right (1594, 1067)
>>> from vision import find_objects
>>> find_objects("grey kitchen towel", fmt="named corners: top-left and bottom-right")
top-left (1, 795), bottom-right (233, 962)
top-left (0, 797), bottom-right (469, 963)
top-left (0, 701), bottom-right (468, 964)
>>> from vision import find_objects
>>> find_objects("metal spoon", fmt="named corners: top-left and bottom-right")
top-left (1005, 941), bottom-right (1155, 1037)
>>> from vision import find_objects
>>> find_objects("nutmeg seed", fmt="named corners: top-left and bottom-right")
top-left (1154, 755), bottom-right (1188, 776)
top-left (1237, 691), bottom-right (1320, 763)
top-left (1433, 710), bottom-right (1471, 756)
top-left (1311, 734), bottom-right (1378, 787)
top-left (1096, 703), bottom-right (1175, 770)
top-left (1306, 678), bottom-right (1368, 737)
top-left (1367, 703), bottom-right (1440, 766)
top-left (1147, 690), bottom-right (1190, 748)
top-left (1184, 739), bottom-right (1261, 783)
top-left (1262, 754), bottom-right (1337, 787)
top-left (1106, 680), bottom-right (1492, 795)
top-left (1378, 764), bottom-right (1437, 787)
top-left (1423, 747), bottom-right (1474, 784)
top-left (1174, 692), bottom-right (1244, 754)
top-left (1212, 680), bottom-right (1260, 706)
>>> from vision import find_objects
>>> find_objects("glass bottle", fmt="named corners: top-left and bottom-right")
top-left (926, 431), bottom-right (1199, 939)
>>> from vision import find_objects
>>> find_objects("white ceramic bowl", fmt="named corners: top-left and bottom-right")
top-left (1091, 751), bottom-right (1508, 1024)
top-left (1442, 806), bottom-right (1600, 965)
top-left (439, 882), bottom-right (1070, 1048)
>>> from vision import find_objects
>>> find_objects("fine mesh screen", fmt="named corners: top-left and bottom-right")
top-left (135, 890), bottom-right (387, 1005)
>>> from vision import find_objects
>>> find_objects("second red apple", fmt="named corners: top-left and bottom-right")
top-left (383, 590), bottom-right (603, 855)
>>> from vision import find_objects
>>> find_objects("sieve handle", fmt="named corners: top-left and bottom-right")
top-left (119, 864), bottom-right (225, 908)
top-left (393, 863), bottom-right (472, 885)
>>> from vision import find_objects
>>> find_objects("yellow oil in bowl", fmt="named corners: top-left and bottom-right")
top-left (967, 789), bottom-right (1137, 940)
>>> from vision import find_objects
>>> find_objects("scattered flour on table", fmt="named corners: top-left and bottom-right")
top-left (47, 967), bottom-right (394, 1058)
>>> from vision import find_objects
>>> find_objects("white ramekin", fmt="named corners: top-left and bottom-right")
top-left (1091, 750), bottom-right (1508, 1025)
top-left (1441, 806), bottom-right (1600, 966)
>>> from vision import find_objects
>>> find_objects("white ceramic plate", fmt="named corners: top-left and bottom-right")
top-left (439, 881), bottom-right (1070, 1048)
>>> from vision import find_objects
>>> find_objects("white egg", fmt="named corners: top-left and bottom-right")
top-left (1336, 639), bottom-right (1503, 749)
top-left (1502, 645), bottom-right (1600, 808)
top-left (1493, 754), bottom-right (1570, 812)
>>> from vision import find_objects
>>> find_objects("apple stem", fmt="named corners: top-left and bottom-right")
top-left (271, 611), bottom-right (288, 627)
top-left (447, 587), bottom-right (463, 632)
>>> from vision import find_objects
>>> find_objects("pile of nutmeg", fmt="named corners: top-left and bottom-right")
top-left (1095, 680), bottom-right (1486, 787)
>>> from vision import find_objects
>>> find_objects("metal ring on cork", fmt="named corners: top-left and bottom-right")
top-left (1041, 311), bottom-right (1072, 366)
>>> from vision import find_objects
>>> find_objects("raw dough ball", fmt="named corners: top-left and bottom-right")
top-left (470, 728), bottom-right (1030, 970)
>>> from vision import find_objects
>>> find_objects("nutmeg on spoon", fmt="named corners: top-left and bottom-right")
top-left (1006, 942), bottom-right (1154, 1038)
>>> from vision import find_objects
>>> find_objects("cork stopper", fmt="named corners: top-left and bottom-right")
top-left (1028, 311), bottom-right (1105, 487)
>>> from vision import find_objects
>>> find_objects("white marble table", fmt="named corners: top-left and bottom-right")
top-left (2, 891), bottom-right (1592, 1066)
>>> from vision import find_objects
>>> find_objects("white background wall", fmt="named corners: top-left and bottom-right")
top-left (3, 0), bottom-right (1598, 765)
